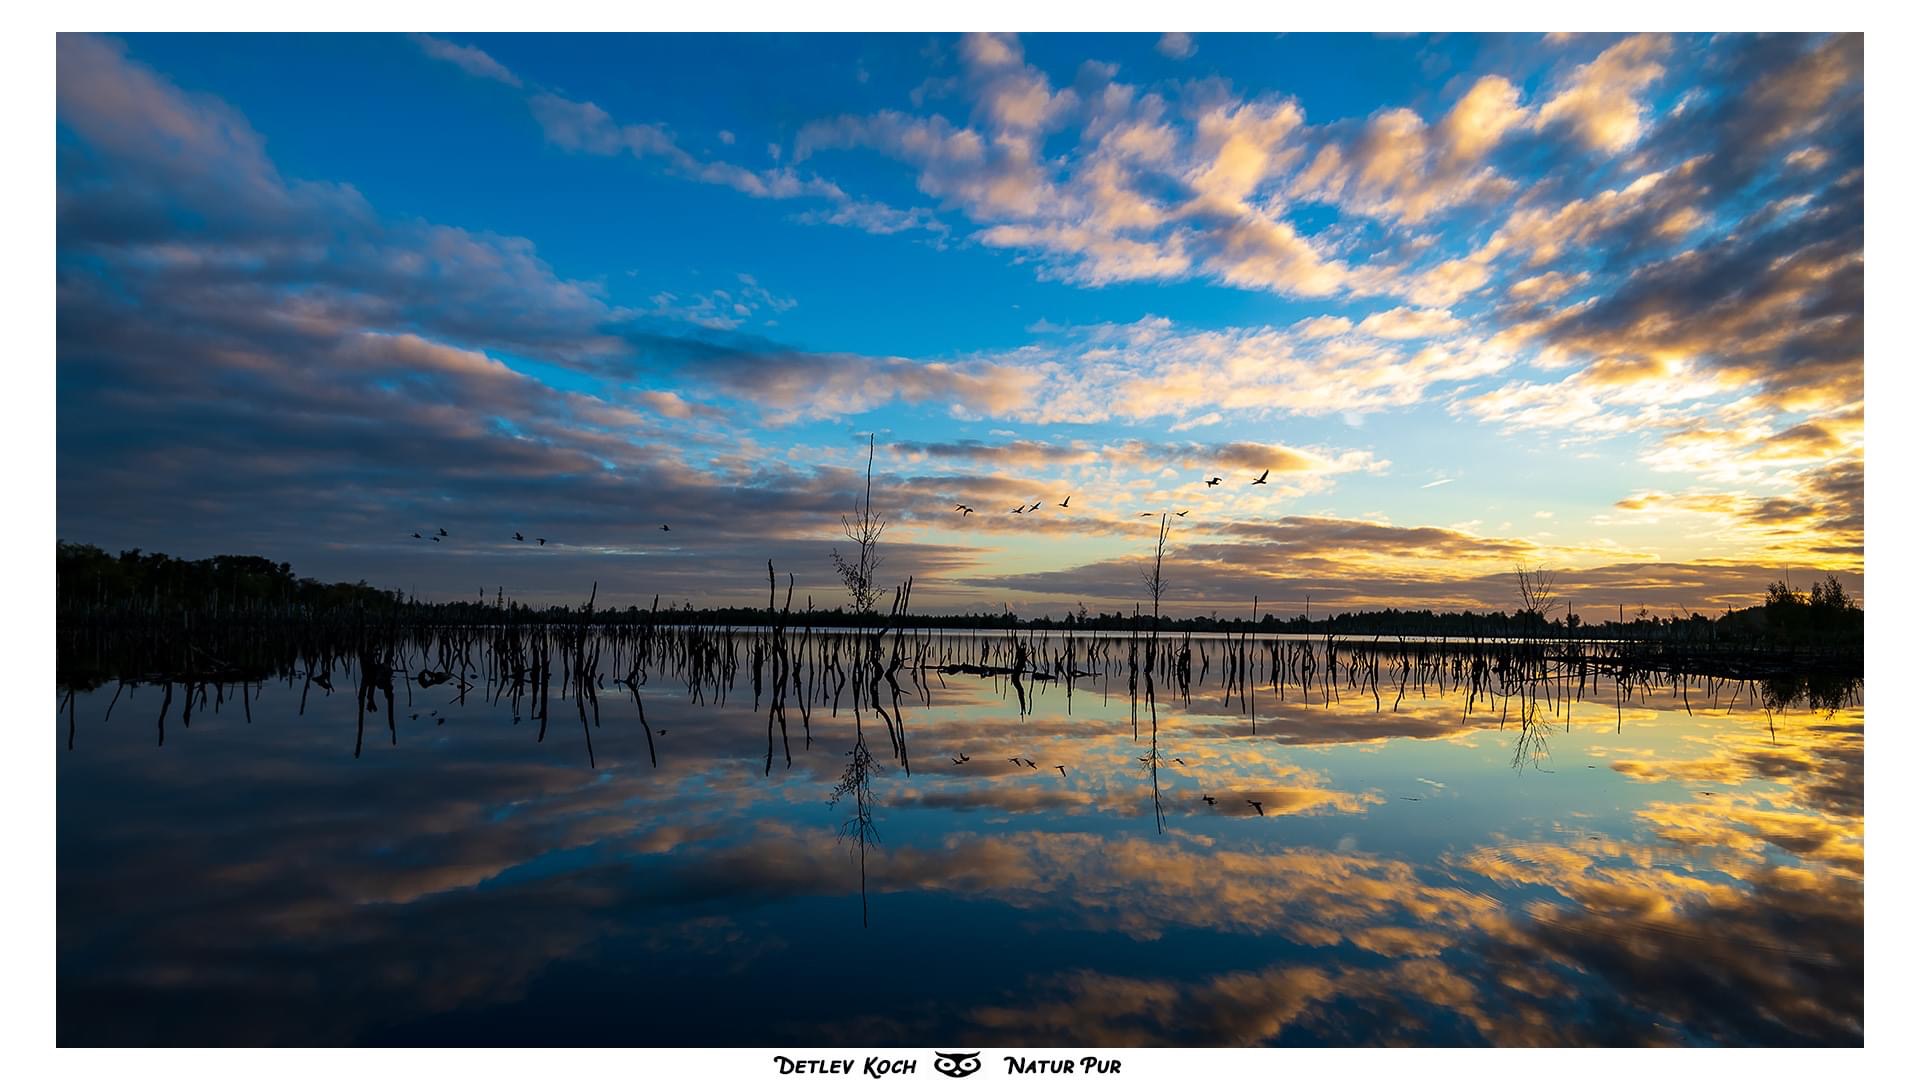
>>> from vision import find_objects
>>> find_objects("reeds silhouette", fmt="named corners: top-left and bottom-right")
top-left (59, 531), bottom-right (1864, 927)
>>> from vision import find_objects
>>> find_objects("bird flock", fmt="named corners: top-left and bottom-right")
top-left (404, 468), bottom-right (1276, 547)
top-left (957, 468), bottom-right (1272, 522)
top-left (408, 525), bottom-right (671, 547)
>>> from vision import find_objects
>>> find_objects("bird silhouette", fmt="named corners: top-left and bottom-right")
top-left (1058, 495), bottom-right (1072, 508)
top-left (1247, 800), bottom-right (1265, 816)
top-left (1173, 757), bottom-right (1187, 765)
top-left (411, 532), bottom-right (423, 539)
top-left (955, 504), bottom-right (975, 515)
top-left (513, 532), bottom-right (525, 542)
top-left (1252, 469), bottom-right (1269, 485)
top-left (536, 538), bottom-right (547, 546)
top-left (1055, 764), bottom-right (1068, 776)
top-left (1176, 510), bottom-right (1190, 517)
top-left (1204, 476), bottom-right (1222, 487)
top-left (1202, 795), bottom-right (1217, 805)
top-left (431, 535), bottom-right (442, 542)
top-left (1138, 512), bottom-right (1155, 517)
top-left (952, 753), bottom-right (971, 764)
top-left (1007, 757), bottom-right (1023, 765)
top-left (1028, 501), bottom-right (1043, 512)
top-left (1023, 758), bottom-right (1038, 769)
top-left (660, 525), bottom-right (670, 532)
top-left (1011, 505), bottom-right (1025, 514)
top-left (437, 527), bottom-right (448, 536)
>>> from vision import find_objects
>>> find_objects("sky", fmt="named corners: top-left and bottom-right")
top-left (54, 32), bottom-right (1864, 616)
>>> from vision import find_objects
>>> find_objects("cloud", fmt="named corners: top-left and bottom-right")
top-left (993, 315), bottom-right (1506, 424)
top-left (1156, 33), bottom-right (1197, 60)
top-left (1354, 306), bottom-right (1465, 340)
top-left (411, 34), bottom-right (522, 87)
top-left (1533, 33), bottom-right (1671, 152)
top-left (695, 351), bottom-right (1043, 423)
top-left (529, 90), bottom-right (943, 240)
top-left (794, 40), bottom-right (1363, 298)
top-left (50, 35), bottom-right (1053, 605)
top-left (1287, 79), bottom-right (1524, 224)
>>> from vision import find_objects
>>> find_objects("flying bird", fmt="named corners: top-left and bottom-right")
top-left (1011, 505), bottom-right (1025, 514)
top-left (660, 524), bottom-right (670, 531)
top-left (431, 536), bottom-right (442, 543)
top-left (1023, 758), bottom-right (1038, 769)
top-left (1176, 510), bottom-right (1189, 517)
top-left (1204, 476), bottom-right (1223, 487)
top-left (1007, 757), bottom-right (1023, 765)
top-left (1202, 795), bottom-right (1217, 806)
top-left (1058, 495), bottom-right (1072, 508)
top-left (1247, 800), bottom-right (1265, 816)
top-left (437, 527), bottom-right (448, 536)
top-left (952, 753), bottom-right (971, 764)
top-left (1055, 764), bottom-right (1068, 776)
top-left (411, 532), bottom-right (422, 539)
top-left (1029, 501), bottom-right (1043, 512)
top-left (513, 532), bottom-right (525, 542)
top-left (954, 504), bottom-right (975, 515)
top-left (536, 538), bottom-right (547, 546)
top-left (1173, 757), bottom-right (1187, 766)
top-left (1252, 469), bottom-right (1269, 485)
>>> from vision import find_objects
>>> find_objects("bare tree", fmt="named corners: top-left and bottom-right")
top-left (829, 735), bottom-right (882, 927)
top-left (1137, 513), bottom-right (1173, 834)
top-left (831, 434), bottom-right (888, 616)
top-left (1513, 562), bottom-right (1559, 624)
top-left (1139, 513), bottom-right (1172, 622)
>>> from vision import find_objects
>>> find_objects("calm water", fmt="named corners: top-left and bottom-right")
top-left (56, 632), bottom-right (1863, 1046)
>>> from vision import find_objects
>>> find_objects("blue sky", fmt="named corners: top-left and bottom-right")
top-left (55, 32), bottom-right (1863, 614)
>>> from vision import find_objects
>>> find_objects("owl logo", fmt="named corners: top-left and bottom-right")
top-left (933, 1053), bottom-right (981, 1078)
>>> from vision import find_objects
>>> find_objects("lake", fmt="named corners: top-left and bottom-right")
top-left (55, 628), bottom-right (1864, 1046)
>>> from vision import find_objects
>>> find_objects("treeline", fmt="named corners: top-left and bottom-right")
top-left (58, 543), bottom-right (407, 617)
top-left (56, 543), bottom-right (1861, 649)
top-left (1718, 576), bottom-right (1863, 648)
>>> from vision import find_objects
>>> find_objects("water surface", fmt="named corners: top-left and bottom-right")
top-left (56, 630), bottom-right (1863, 1046)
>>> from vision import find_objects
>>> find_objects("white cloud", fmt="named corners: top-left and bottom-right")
top-left (1156, 33), bottom-right (1197, 60)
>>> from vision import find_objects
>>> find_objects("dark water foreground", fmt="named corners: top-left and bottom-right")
top-left (56, 625), bottom-right (1863, 1046)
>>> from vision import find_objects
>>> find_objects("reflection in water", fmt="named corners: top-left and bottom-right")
top-left (57, 623), bottom-right (1862, 1046)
